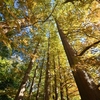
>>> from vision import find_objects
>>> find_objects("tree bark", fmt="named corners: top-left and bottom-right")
top-left (55, 19), bottom-right (100, 100)
top-left (73, 68), bottom-right (100, 100)
top-left (14, 58), bottom-right (33, 100)
top-left (14, 41), bottom-right (40, 100)
top-left (27, 65), bottom-right (38, 100)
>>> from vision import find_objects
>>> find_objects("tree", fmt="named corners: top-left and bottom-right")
top-left (0, 0), bottom-right (100, 100)
top-left (58, 54), bottom-right (64, 100)
top-left (27, 65), bottom-right (38, 100)
top-left (36, 55), bottom-right (45, 100)
top-left (53, 55), bottom-right (58, 100)
top-left (55, 19), bottom-right (100, 100)
top-left (44, 36), bottom-right (50, 100)
top-left (14, 40), bottom-right (40, 100)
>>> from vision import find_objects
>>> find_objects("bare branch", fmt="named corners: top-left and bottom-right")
top-left (32, 4), bottom-right (57, 25)
top-left (78, 40), bottom-right (100, 56)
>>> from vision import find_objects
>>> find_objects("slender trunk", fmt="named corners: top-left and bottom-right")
top-left (64, 74), bottom-right (70, 100)
top-left (14, 58), bottom-right (33, 100)
top-left (36, 56), bottom-right (45, 100)
top-left (44, 37), bottom-right (50, 100)
top-left (53, 55), bottom-right (58, 100)
top-left (49, 72), bottom-right (52, 100)
top-left (55, 19), bottom-right (100, 100)
top-left (27, 65), bottom-right (38, 100)
top-left (66, 87), bottom-right (70, 100)
top-left (14, 41), bottom-right (40, 100)
top-left (58, 55), bottom-right (64, 100)
top-left (59, 71), bottom-right (64, 100)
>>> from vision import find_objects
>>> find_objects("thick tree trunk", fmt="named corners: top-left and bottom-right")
top-left (55, 19), bottom-right (100, 100)
top-left (44, 37), bottom-right (50, 100)
top-left (73, 68), bottom-right (100, 100)
top-left (14, 41), bottom-right (40, 100)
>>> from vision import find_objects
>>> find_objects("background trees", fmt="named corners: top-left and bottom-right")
top-left (0, 0), bottom-right (100, 100)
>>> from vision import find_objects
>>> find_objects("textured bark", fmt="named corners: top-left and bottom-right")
top-left (44, 37), bottom-right (50, 100)
top-left (27, 65), bottom-right (38, 100)
top-left (55, 19), bottom-right (100, 100)
top-left (14, 41), bottom-right (40, 100)
top-left (73, 69), bottom-right (100, 100)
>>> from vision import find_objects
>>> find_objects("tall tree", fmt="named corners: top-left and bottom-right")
top-left (55, 19), bottom-right (100, 100)
top-left (14, 40), bottom-right (40, 100)
top-left (36, 54), bottom-right (45, 100)
top-left (58, 54), bottom-right (64, 100)
top-left (44, 36), bottom-right (50, 100)
top-left (28, 65), bottom-right (38, 100)
top-left (53, 55), bottom-right (58, 100)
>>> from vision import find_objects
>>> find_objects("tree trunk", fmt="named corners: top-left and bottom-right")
top-left (58, 55), bottom-right (64, 100)
top-left (27, 65), bottom-right (38, 100)
top-left (55, 19), bottom-right (100, 100)
top-left (44, 37), bottom-right (50, 100)
top-left (53, 55), bottom-right (58, 100)
top-left (14, 41), bottom-right (40, 100)
top-left (14, 58), bottom-right (33, 100)
top-left (64, 74), bottom-right (70, 100)
top-left (36, 56), bottom-right (44, 100)
top-left (73, 68), bottom-right (100, 100)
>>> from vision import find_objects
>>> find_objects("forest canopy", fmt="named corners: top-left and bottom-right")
top-left (0, 0), bottom-right (100, 100)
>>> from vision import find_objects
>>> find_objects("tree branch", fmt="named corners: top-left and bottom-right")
top-left (0, 4), bottom-right (57, 33)
top-left (32, 4), bottom-right (57, 25)
top-left (78, 40), bottom-right (100, 56)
